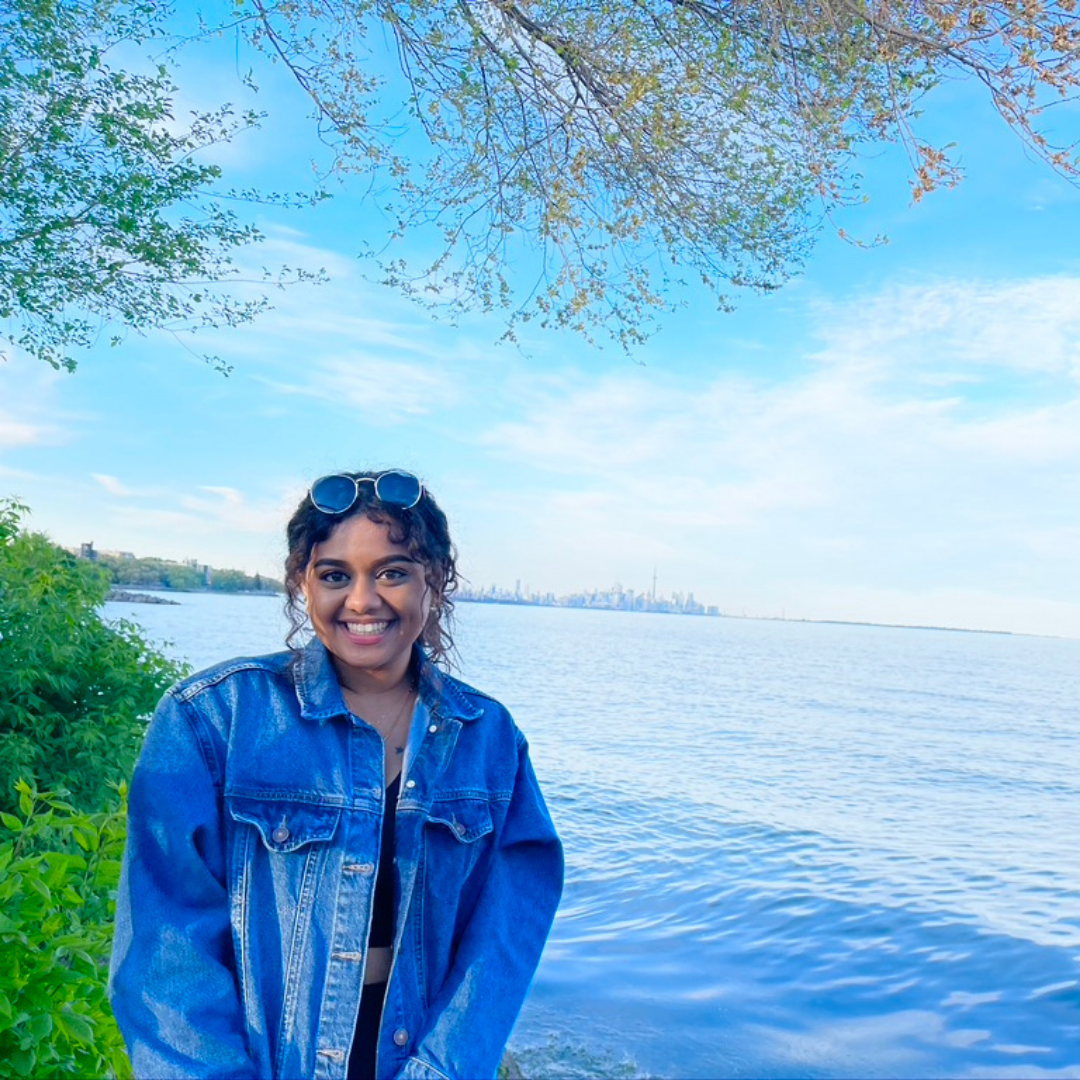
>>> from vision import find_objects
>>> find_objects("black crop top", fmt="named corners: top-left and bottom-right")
top-left (368, 773), bottom-right (400, 949)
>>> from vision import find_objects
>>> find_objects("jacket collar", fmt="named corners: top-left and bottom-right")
top-left (293, 637), bottom-right (481, 724)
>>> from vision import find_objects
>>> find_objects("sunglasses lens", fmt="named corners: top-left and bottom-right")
top-left (375, 470), bottom-right (422, 508)
top-left (310, 474), bottom-right (358, 514)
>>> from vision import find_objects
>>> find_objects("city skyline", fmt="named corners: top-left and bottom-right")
top-left (458, 579), bottom-right (714, 617)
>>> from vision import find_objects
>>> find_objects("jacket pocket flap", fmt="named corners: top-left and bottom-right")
top-left (227, 796), bottom-right (341, 853)
top-left (425, 799), bottom-right (493, 844)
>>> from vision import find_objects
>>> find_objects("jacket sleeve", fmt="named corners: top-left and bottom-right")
top-left (395, 732), bottom-right (564, 1080)
top-left (109, 690), bottom-right (257, 1079)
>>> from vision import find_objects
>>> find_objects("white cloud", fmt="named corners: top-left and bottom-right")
top-left (57, 475), bottom-right (293, 560)
top-left (1022, 175), bottom-right (1080, 213)
top-left (199, 485), bottom-right (244, 505)
top-left (0, 414), bottom-right (48, 448)
top-left (0, 464), bottom-right (37, 480)
top-left (263, 354), bottom-right (459, 421)
top-left (941, 400), bottom-right (1080, 463)
top-left (193, 235), bottom-right (444, 360)
top-left (161, 485), bottom-right (282, 535)
top-left (810, 277), bottom-right (1080, 380)
top-left (89, 483), bottom-right (291, 574)
top-left (177, 234), bottom-right (479, 423)
top-left (92, 473), bottom-right (138, 497)
top-left (0, 356), bottom-right (74, 447)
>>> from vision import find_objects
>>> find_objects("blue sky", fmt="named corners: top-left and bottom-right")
top-left (3, 24), bottom-right (1080, 638)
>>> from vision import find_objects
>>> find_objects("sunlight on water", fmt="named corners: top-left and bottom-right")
top-left (103, 596), bottom-right (1080, 1079)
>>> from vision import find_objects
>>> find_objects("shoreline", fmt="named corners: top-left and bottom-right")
top-left (106, 587), bottom-right (283, 603)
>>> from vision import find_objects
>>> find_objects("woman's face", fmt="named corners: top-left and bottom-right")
top-left (301, 514), bottom-right (433, 688)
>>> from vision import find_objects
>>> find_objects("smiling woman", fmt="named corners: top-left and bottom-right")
top-left (108, 469), bottom-right (564, 1080)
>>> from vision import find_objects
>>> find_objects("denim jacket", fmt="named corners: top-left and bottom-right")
top-left (109, 639), bottom-right (563, 1080)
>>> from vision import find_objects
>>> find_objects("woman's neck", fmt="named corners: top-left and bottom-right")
top-left (332, 656), bottom-right (414, 699)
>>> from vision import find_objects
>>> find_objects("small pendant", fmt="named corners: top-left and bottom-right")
top-left (395, 745), bottom-right (405, 755)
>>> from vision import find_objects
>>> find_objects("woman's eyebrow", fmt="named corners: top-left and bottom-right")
top-left (311, 554), bottom-right (419, 569)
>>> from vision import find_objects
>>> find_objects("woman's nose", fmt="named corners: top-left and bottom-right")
top-left (344, 576), bottom-right (381, 611)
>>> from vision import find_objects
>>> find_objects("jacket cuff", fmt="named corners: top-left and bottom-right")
top-left (395, 1056), bottom-right (452, 1080)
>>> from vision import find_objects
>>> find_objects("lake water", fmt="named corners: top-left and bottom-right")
top-left (103, 594), bottom-right (1080, 1079)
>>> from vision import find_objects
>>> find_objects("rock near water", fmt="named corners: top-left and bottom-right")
top-left (107, 589), bottom-right (180, 605)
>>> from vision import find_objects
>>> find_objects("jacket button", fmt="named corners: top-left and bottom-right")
top-left (428, 724), bottom-right (438, 734)
top-left (393, 1028), bottom-right (409, 1047)
top-left (454, 822), bottom-right (466, 837)
top-left (272, 825), bottom-right (290, 843)
top-left (405, 779), bottom-right (416, 789)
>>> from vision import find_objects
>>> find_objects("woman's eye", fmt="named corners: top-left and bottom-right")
top-left (320, 570), bottom-right (348, 584)
top-left (379, 567), bottom-right (409, 582)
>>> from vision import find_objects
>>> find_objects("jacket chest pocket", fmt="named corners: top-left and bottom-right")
top-left (423, 797), bottom-right (494, 882)
top-left (228, 796), bottom-right (343, 855)
top-left (227, 795), bottom-right (343, 915)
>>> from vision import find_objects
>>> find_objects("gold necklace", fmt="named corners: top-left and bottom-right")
top-left (343, 682), bottom-right (416, 756)
top-left (380, 687), bottom-right (416, 756)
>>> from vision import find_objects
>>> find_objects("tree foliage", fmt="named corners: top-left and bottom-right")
top-left (4, 2), bottom-right (1080, 360)
top-left (237, 0), bottom-right (1080, 347)
top-left (0, 0), bottom-right (320, 373)
top-left (0, 781), bottom-right (131, 1079)
top-left (0, 499), bottom-right (185, 812)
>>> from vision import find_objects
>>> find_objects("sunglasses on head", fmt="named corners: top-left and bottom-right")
top-left (309, 470), bottom-right (424, 514)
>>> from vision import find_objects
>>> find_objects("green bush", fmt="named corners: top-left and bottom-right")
top-left (0, 499), bottom-right (185, 812)
top-left (0, 499), bottom-right (186, 1075)
top-left (0, 780), bottom-right (131, 1078)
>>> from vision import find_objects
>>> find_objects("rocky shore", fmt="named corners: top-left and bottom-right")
top-left (107, 588), bottom-right (180, 605)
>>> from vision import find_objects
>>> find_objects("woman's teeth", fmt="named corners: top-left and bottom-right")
top-left (345, 621), bottom-right (390, 636)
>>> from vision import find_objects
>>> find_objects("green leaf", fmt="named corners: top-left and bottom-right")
top-left (28, 877), bottom-right (52, 903)
top-left (56, 1009), bottom-right (94, 1045)
top-left (26, 1012), bottom-right (53, 1039)
top-left (9, 1048), bottom-right (35, 1076)
top-left (1, 813), bottom-right (23, 833)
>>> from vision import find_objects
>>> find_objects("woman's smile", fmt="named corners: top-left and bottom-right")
top-left (343, 619), bottom-right (392, 638)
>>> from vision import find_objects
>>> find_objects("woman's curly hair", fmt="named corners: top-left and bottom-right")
top-left (283, 471), bottom-right (458, 665)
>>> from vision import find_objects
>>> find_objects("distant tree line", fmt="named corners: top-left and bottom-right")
top-left (94, 552), bottom-right (283, 594)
